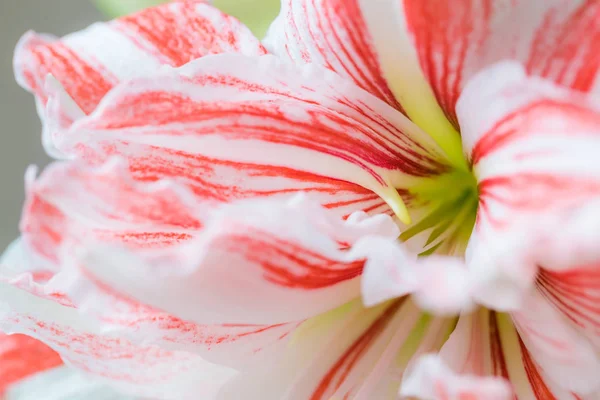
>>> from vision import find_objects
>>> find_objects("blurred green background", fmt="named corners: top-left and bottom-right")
top-left (95, 0), bottom-right (280, 38)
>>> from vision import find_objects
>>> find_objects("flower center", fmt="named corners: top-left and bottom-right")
top-left (401, 168), bottom-right (479, 256)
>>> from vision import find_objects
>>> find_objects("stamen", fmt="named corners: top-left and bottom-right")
top-left (401, 169), bottom-right (478, 256)
top-left (379, 186), bottom-right (412, 225)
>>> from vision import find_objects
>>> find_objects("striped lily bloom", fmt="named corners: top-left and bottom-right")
top-left (1, 0), bottom-right (599, 399)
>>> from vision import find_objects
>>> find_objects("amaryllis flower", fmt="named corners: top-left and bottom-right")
top-left (1, 0), bottom-right (600, 399)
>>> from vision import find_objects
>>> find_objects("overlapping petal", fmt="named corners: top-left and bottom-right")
top-left (410, 308), bottom-right (590, 399)
top-left (21, 159), bottom-right (204, 266)
top-left (49, 263), bottom-right (300, 369)
top-left (461, 61), bottom-right (600, 267)
top-left (219, 299), bottom-right (432, 400)
top-left (512, 290), bottom-right (600, 395)
top-left (16, 160), bottom-right (317, 366)
top-left (358, 0), bottom-right (600, 129)
top-left (14, 0), bottom-right (265, 157)
top-left (264, 0), bottom-right (401, 110)
top-left (49, 53), bottom-right (449, 221)
top-left (0, 280), bottom-right (237, 400)
top-left (360, 238), bottom-right (473, 315)
top-left (401, 354), bottom-right (512, 400)
top-left (0, 333), bottom-right (63, 396)
top-left (15, 158), bottom-right (421, 377)
top-left (72, 191), bottom-right (400, 326)
top-left (458, 62), bottom-right (600, 395)
top-left (0, 231), bottom-right (238, 400)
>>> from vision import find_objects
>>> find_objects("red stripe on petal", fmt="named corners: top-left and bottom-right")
top-left (526, 1), bottom-right (600, 93)
top-left (21, 160), bottom-right (204, 265)
top-left (404, 0), bottom-right (492, 127)
top-left (0, 334), bottom-right (63, 395)
top-left (74, 142), bottom-right (388, 220)
top-left (489, 311), bottom-right (510, 381)
top-left (226, 230), bottom-right (365, 290)
top-left (15, 1), bottom-right (265, 134)
top-left (67, 58), bottom-right (447, 182)
top-left (310, 300), bottom-right (403, 400)
top-left (518, 337), bottom-right (557, 400)
top-left (66, 195), bottom-right (398, 327)
top-left (478, 173), bottom-right (600, 230)
top-left (471, 100), bottom-right (600, 165)
top-left (268, 0), bottom-right (402, 110)
top-left (21, 196), bottom-right (66, 263)
top-left (65, 266), bottom-right (298, 366)
top-left (21, 39), bottom-right (117, 114)
top-left (403, 0), bottom-right (600, 126)
top-left (117, 3), bottom-right (266, 67)
top-left (537, 267), bottom-right (600, 336)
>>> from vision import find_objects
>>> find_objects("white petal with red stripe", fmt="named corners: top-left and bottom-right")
top-left (0, 281), bottom-right (237, 400)
top-left (1, 226), bottom-right (242, 399)
top-left (54, 53), bottom-right (449, 221)
top-left (264, 0), bottom-right (401, 110)
top-left (460, 61), bottom-right (600, 297)
top-left (460, 62), bottom-right (600, 394)
top-left (48, 262), bottom-right (299, 369)
top-left (221, 298), bottom-right (426, 400)
top-left (360, 238), bottom-right (474, 314)
top-left (357, 0), bottom-right (600, 130)
top-left (437, 309), bottom-right (511, 381)
top-left (8, 167), bottom-right (304, 374)
top-left (21, 158), bottom-right (205, 267)
top-left (73, 193), bottom-right (400, 326)
top-left (409, 308), bottom-right (590, 400)
top-left (511, 290), bottom-right (600, 395)
top-left (14, 1), bottom-right (265, 157)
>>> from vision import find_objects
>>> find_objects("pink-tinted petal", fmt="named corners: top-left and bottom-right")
top-left (74, 193), bottom-right (400, 326)
top-left (50, 262), bottom-right (299, 369)
top-left (264, 0), bottom-right (401, 110)
top-left (289, 299), bottom-right (420, 400)
top-left (0, 334), bottom-right (63, 396)
top-left (18, 159), bottom-right (401, 369)
top-left (15, 1), bottom-right (265, 112)
top-left (460, 61), bottom-right (600, 292)
top-left (0, 281), bottom-right (237, 400)
top-left (360, 238), bottom-right (474, 315)
top-left (437, 309), bottom-right (511, 381)
top-left (220, 301), bottom-right (455, 400)
top-left (53, 53), bottom-right (449, 222)
top-left (258, 299), bottom-right (421, 400)
top-left (427, 309), bottom-right (588, 399)
top-left (511, 290), bottom-right (600, 395)
top-left (7, 204), bottom-right (298, 373)
top-left (490, 312), bottom-right (594, 400)
top-left (490, 202), bottom-right (600, 355)
top-left (1, 237), bottom-right (237, 399)
top-left (21, 159), bottom-right (204, 266)
top-left (369, 0), bottom-right (600, 127)
top-left (401, 354), bottom-right (512, 400)
top-left (537, 266), bottom-right (600, 350)
top-left (14, 1), bottom-right (265, 157)
top-left (460, 63), bottom-right (600, 394)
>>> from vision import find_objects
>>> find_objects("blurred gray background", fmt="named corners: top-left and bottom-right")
top-left (0, 1), bottom-right (103, 249)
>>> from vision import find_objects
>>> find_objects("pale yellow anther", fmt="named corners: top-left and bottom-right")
top-left (379, 186), bottom-right (412, 225)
